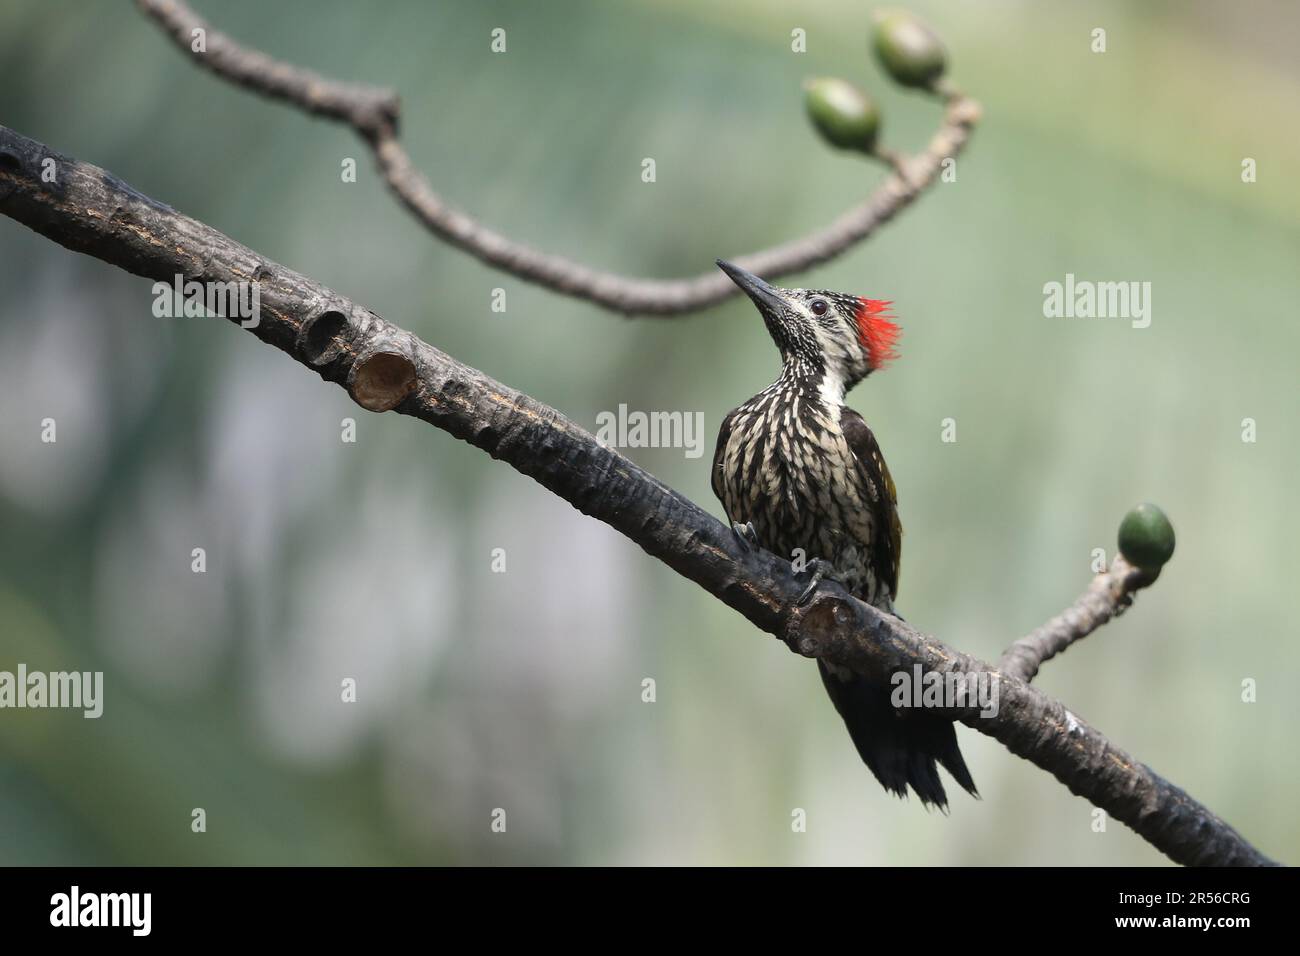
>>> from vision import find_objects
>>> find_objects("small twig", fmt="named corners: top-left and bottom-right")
top-left (999, 556), bottom-right (1154, 683)
top-left (0, 124), bottom-right (1275, 866)
top-left (136, 0), bottom-right (981, 316)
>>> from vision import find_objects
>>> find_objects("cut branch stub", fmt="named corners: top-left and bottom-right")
top-left (350, 344), bottom-right (417, 412)
top-left (784, 590), bottom-right (856, 659)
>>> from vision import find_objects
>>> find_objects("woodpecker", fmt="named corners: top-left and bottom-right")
top-left (712, 259), bottom-right (976, 808)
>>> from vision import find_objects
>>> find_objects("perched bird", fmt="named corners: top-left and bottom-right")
top-left (712, 259), bottom-right (975, 808)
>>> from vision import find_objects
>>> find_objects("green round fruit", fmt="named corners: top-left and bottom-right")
top-left (873, 10), bottom-right (947, 89)
top-left (804, 77), bottom-right (880, 153)
top-left (1118, 503), bottom-right (1176, 571)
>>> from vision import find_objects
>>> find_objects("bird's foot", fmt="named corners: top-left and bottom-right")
top-left (796, 558), bottom-right (834, 606)
top-left (731, 521), bottom-right (758, 553)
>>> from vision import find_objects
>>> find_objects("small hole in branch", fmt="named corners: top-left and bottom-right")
top-left (302, 309), bottom-right (349, 364)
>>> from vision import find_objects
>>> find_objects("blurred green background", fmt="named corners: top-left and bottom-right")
top-left (1, 0), bottom-right (1296, 865)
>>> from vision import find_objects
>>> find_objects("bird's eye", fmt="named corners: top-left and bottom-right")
top-left (810, 299), bottom-right (828, 316)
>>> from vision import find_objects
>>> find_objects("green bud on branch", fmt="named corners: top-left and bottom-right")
top-left (873, 9), bottom-right (947, 89)
top-left (804, 77), bottom-right (881, 154)
top-left (1118, 503), bottom-right (1176, 572)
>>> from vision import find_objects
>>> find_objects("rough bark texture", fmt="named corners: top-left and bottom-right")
top-left (0, 124), bottom-right (1276, 867)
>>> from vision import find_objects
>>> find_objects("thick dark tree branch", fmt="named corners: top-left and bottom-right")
top-left (999, 556), bottom-right (1154, 683)
top-left (0, 124), bottom-right (1276, 866)
top-left (135, 0), bottom-right (981, 315)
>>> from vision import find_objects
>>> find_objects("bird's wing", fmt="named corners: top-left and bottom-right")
top-left (840, 406), bottom-right (902, 601)
top-left (711, 406), bottom-right (739, 516)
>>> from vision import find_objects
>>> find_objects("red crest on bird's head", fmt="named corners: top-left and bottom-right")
top-left (854, 298), bottom-right (900, 370)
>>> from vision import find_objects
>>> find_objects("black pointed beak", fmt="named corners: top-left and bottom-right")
top-left (716, 259), bottom-right (785, 316)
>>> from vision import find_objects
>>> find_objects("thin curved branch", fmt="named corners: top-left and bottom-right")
top-left (999, 556), bottom-right (1154, 683)
top-left (135, 0), bottom-right (400, 137)
top-left (0, 124), bottom-right (1276, 866)
top-left (135, 0), bottom-right (981, 315)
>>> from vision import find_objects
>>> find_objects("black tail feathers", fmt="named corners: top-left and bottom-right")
top-left (818, 661), bottom-right (977, 809)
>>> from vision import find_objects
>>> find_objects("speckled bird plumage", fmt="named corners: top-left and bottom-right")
top-left (712, 260), bottom-right (975, 809)
top-left (713, 364), bottom-right (900, 611)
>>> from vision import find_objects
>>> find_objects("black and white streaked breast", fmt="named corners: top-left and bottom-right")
top-left (714, 383), bottom-right (892, 609)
